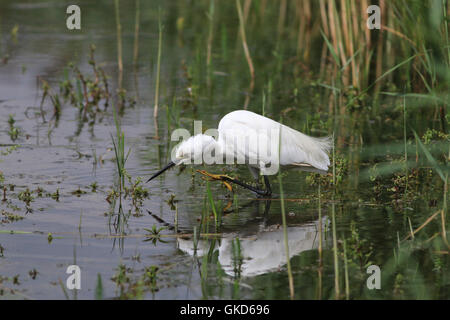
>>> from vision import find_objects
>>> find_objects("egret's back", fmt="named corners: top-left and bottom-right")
top-left (218, 110), bottom-right (331, 171)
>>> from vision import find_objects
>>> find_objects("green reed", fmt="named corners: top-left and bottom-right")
top-left (133, 0), bottom-right (140, 67)
top-left (114, 0), bottom-right (123, 90)
top-left (277, 120), bottom-right (294, 300)
top-left (153, 8), bottom-right (163, 133)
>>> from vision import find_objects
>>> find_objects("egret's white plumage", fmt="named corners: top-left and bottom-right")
top-left (173, 110), bottom-right (331, 172)
top-left (175, 134), bottom-right (216, 164)
top-left (218, 110), bottom-right (331, 171)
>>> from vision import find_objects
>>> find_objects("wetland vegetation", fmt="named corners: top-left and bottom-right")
top-left (0, 0), bottom-right (448, 299)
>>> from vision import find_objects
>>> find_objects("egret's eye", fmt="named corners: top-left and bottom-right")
top-left (177, 150), bottom-right (190, 159)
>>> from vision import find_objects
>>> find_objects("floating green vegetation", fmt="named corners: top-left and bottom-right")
top-left (17, 188), bottom-right (33, 205)
top-left (51, 189), bottom-right (60, 201)
top-left (7, 115), bottom-right (19, 141)
top-left (306, 155), bottom-right (348, 189)
top-left (38, 45), bottom-right (136, 128)
top-left (143, 224), bottom-right (167, 245)
top-left (90, 182), bottom-right (98, 192)
top-left (0, 24), bottom-right (20, 65)
top-left (1, 210), bottom-right (24, 224)
top-left (165, 193), bottom-right (177, 210)
top-left (112, 263), bottom-right (160, 299)
top-left (0, 145), bottom-right (18, 157)
top-left (0, 145), bottom-right (16, 187)
top-left (71, 187), bottom-right (87, 197)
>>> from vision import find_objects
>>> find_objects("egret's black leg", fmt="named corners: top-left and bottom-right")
top-left (262, 199), bottom-right (272, 226)
top-left (220, 176), bottom-right (272, 197)
top-left (263, 175), bottom-right (272, 196)
top-left (220, 176), bottom-right (265, 196)
top-left (263, 199), bottom-right (272, 214)
top-left (247, 166), bottom-right (270, 196)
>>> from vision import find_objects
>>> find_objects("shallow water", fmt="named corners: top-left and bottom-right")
top-left (0, 1), bottom-right (448, 300)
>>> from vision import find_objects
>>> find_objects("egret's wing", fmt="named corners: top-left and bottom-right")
top-left (218, 110), bottom-right (332, 171)
top-left (218, 120), bottom-right (266, 166)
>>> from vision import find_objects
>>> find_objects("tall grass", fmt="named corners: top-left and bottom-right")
top-left (153, 8), bottom-right (163, 139)
top-left (95, 274), bottom-right (103, 300)
top-left (317, 183), bottom-right (323, 299)
top-left (133, 0), bottom-right (141, 101)
top-left (331, 139), bottom-right (340, 299)
top-left (206, 181), bottom-right (221, 229)
top-left (133, 0), bottom-right (140, 67)
top-left (278, 169), bottom-right (294, 300)
top-left (111, 103), bottom-right (130, 194)
top-left (236, 0), bottom-right (255, 109)
top-left (277, 120), bottom-right (294, 300)
top-left (114, 0), bottom-right (123, 90)
top-left (206, 0), bottom-right (215, 86)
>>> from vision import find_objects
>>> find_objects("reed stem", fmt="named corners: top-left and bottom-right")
top-left (133, 0), bottom-right (140, 67)
top-left (153, 9), bottom-right (163, 139)
top-left (114, 0), bottom-right (123, 90)
top-left (236, 0), bottom-right (255, 109)
top-left (277, 121), bottom-right (294, 300)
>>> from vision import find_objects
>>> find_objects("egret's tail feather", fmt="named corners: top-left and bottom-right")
top-left (311, 135), bottom-right (333, 170)
top-left (312, 135), bottom-right (333, 154)
top-left (282, 126), bottom-right (333, 171)
top-left (306, 135), bottom-right (332, 171)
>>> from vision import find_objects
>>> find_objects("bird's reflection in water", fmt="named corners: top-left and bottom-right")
top-left (178, 200), bottom-right (329, 277)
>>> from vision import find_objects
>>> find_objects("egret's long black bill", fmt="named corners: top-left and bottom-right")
top-left (146, 161), bottom-right (175, 183)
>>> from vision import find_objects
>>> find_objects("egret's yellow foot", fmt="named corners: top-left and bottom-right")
top-left (196, 170), bottom-right (234, 192)
top-left (223, 200), bottom-right (233, 212)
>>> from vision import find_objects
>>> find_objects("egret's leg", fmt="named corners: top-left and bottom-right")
top-left (221, 176), bottom-right (271, 197)
top-left (262, 199), bottom-right (272, 226)
top-left (263, 175), bottom-right (272, 195)
top-left (248, 166), bottom-right (272, 196)
top-left (196, 170), bottom-right (234, 191)
top-left (248, 166), bottom-right (265, 190)
top-left (263, 199), bottom-right (271, 214)
top-left (196, 169), bottom-right (271, 196)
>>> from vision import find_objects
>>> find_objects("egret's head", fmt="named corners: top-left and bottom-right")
top-left (174, 134), bottom-right (216, 164)
top-left (147, 134), bottom-right (217, 183)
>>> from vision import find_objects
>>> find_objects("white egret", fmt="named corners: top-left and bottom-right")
top-left (147, 110), bottom-right (331, 196)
